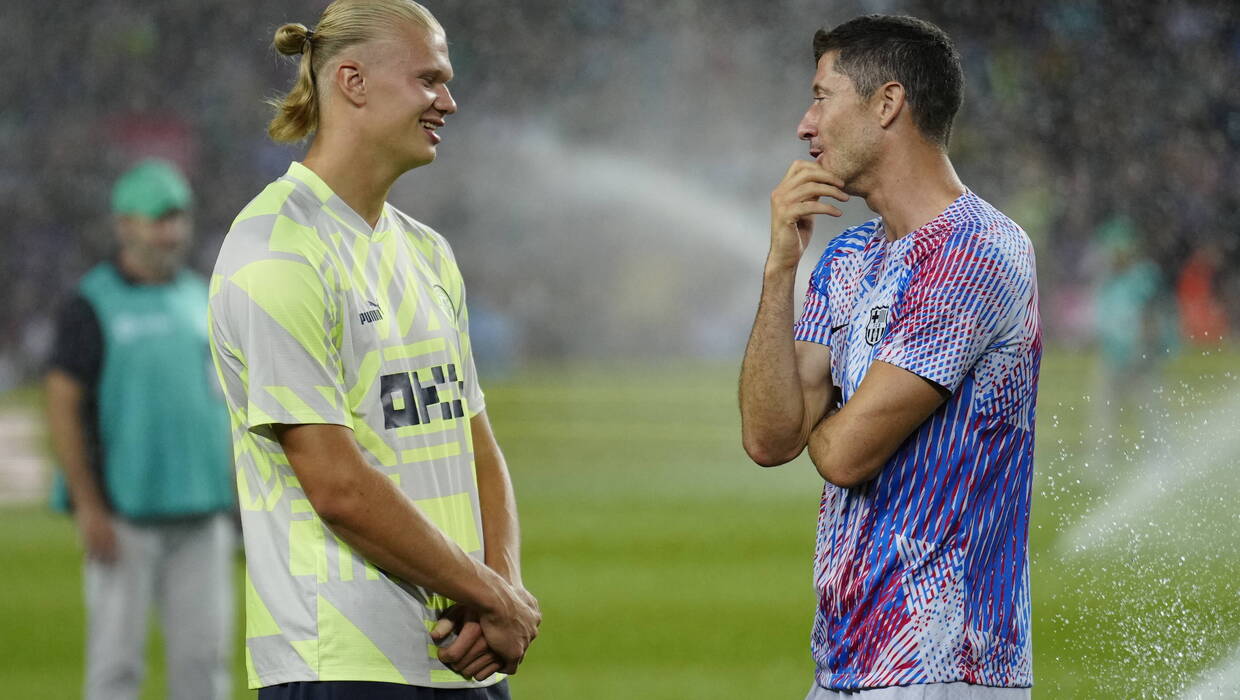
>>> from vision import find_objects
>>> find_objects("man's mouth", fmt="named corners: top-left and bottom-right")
top-left (420, 119), bottom-right (443, 144)
top-left (809, 146), bottom-right (824, 159)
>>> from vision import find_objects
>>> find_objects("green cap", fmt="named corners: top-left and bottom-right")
top-left (111, 159), bottom-right (192, 218)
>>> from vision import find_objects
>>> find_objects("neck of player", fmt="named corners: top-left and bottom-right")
top-left (864, 143), bottom-right (966, 241)
top-left (302, 131), bottom-right (404, 230)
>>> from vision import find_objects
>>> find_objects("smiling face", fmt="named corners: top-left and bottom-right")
top-left (796, 51), bottom-right (883, 193)
top-left (363, 25), bottom-right (457, 171)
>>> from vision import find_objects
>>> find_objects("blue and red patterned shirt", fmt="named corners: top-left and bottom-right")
top-left (793, 190), bottom-right (1041, 689)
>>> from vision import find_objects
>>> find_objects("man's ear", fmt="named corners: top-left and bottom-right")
top-left (333, 59), bottom-right (367, 107)
top-left (875, 81), bottom-right (905, 129)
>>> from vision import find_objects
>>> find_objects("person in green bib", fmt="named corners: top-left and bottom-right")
top-left (45, 158), bottom-right (236, 700)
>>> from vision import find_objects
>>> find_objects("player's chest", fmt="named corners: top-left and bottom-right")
top-left (830, 249), bottom-right (908, 393)
top-left (335, 240), bottom-right (465, 373)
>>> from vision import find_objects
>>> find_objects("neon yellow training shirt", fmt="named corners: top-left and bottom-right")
top-left (209, 162), bottom-right (495, 689)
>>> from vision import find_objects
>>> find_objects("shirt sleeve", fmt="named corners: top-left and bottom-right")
top-left (211, 251), bottom-right (352, 440)
top-left (792, 226), bottom-right (875, 346)
top-left (874, 235), bottom-right (1024, 393)
top-left (793, 275), bottom-right (833, 345)
top-left (48, 294), bottom-right (103, 387)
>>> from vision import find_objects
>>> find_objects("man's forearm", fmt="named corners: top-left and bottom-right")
top-left (805, 361), bottom-right (948, 488)
top-left (469, 411), bottom-right (523, 586)
top-left (316, 465), bottom-right (514, 612)
top-left (45, 371), bottom-right (107, 510)
top-left (806, 410), bottom-right (854, 486)
top-left (740, 262), bottom-right (809, 465)
top-left (477, 458), bottom-right (521, 586)
top-left (278, 423), bottom-right (514, 612)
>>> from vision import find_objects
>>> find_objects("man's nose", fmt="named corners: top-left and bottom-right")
top-left (797, 111), bottom-right (816, 141)
top-left (437, 86), bottom-right (457, 115)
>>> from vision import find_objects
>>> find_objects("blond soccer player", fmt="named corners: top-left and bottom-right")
top-left (208, 2), bottom-right (539, 698)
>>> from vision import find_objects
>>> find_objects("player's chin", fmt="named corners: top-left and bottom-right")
top-left (404, 148), bottom-right (437, 170)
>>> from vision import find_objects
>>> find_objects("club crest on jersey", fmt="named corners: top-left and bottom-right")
top-left (432, 285), bottom-right (457, 319)
top-left (865, 306), bottom-right (890, 345)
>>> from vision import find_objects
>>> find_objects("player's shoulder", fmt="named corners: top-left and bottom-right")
top-left (813, 218), bottom-right (881, 274)
top-left (387, 205), bottom-right (459, 263)
top-left (928, 192), bottom-right (1037, 297)
top-left (941, 192), bottom-right (1033, 262)
top-left (217, 177), bottom-right (330, 271)
top-left (830, 218), bottom-right (882, 254)
top-left (948, 192), bottom-right (1027, 244)
top-left (228, 176), bottom-right (318, 232)
top-left (388, 205), bottom-right (446, 244)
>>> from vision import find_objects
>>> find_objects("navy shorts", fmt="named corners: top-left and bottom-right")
top-left (258, 680), bottom-right (511, 700)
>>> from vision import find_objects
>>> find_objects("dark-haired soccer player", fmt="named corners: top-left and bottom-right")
top-left (739, 15), bottom-right (1040, 699)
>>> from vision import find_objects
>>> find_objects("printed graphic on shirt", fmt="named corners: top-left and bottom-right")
top-left (359, 300), bottom-right (384, 325)
top-left (381, 364), bottom-right (466, 428)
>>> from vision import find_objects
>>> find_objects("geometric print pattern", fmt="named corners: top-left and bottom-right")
top-left (794, 190), bottom-right (1041, 689)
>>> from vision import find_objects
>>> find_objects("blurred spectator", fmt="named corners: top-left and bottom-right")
top-left (44, 160), bottom-right (235, 700)
top-left (1090, 214), bottom-right (1179, 460)
top-left (1177, 244), bottom-right (1230, 343)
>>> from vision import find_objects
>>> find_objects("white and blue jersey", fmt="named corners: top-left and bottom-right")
top-left (793, 190), bottom-right (1041, 689)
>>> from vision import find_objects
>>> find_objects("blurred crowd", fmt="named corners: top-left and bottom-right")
top-left (2, 0), bottom-right (1237, 387)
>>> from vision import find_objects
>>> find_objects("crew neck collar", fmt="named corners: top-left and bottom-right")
top-left (879, 188), bottom-right (972, 249)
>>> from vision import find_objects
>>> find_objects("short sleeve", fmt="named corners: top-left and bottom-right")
top-left (875, 236), bottom-right (1023, 393)
top-left (793, 275), bottom-right (834, 345)
top-left (48, 294), bottom-right (104, 387)
top-left (210, 253), bottom-right (352, 439)
top-left (793, 224), bottom-right (876, 346)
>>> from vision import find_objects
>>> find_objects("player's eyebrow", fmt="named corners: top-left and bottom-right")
top-left (813, 84), bottom-right (832, 96)
top-left (419, 65), bottom-right (454, 83)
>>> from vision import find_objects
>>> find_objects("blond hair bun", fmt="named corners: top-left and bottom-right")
top-left (273, 23), bottom-right (311, 56)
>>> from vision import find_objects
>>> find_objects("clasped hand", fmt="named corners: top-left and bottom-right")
top-left (431, 587), bottom-right (540, 682)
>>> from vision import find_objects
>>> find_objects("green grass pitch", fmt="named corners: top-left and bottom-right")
top-left (0, 348), bottom-right (1236, 698)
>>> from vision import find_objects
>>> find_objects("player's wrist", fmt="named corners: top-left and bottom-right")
top-left (764, 254), bottom-right (800, 277)
top-left (467, 564), bottom-right (517, 617)
top-left (484, 550), bottom-right (522, 587)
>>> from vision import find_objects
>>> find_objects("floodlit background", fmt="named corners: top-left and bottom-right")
top-left (2, 0), bottom-right (1238, 698)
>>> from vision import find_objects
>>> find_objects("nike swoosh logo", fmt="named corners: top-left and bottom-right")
top-left (830, 324), bottom-right (849, 333)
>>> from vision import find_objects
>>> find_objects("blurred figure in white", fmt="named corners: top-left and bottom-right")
top-left (45, 159), bottom-right (236, 700)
